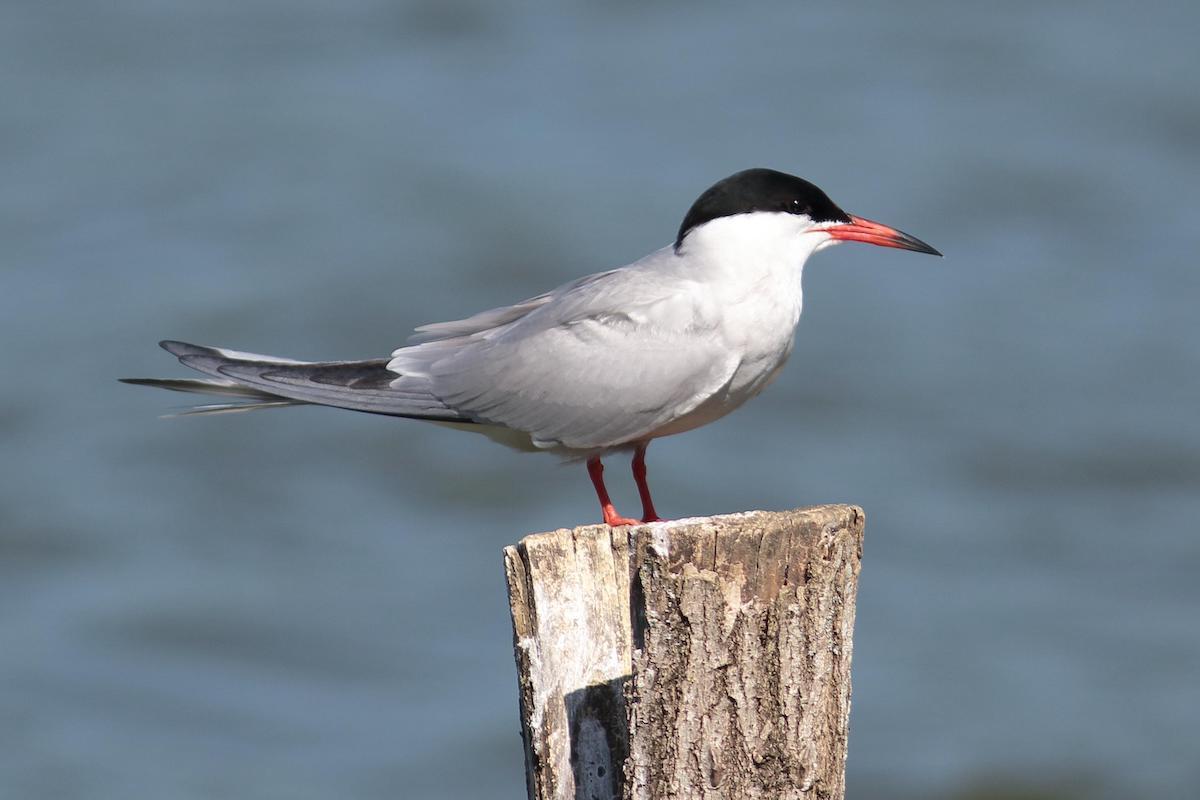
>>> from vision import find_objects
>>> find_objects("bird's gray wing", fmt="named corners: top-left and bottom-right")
top-left (407, 270), bottom-right (620, 343)
top-left (154, 341), bottom-right (472, 421)
top-left (389, 260), bottom-right (738, 450)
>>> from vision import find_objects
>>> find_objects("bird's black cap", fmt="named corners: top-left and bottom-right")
top-left (675, 168), bottom-right (851, 250)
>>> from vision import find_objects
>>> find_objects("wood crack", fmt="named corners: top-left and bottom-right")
top-left (505, 505), bottom-right (864, 800)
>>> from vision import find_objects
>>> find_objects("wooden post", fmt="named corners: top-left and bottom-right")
top-left (503, 505), bottom-right (864, 800)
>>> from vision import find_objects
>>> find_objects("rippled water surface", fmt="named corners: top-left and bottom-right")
top-left (3, 2), bottom-right (1198, 798)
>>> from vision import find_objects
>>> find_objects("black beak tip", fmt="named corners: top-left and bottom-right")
top-left (903, 233), bottom-right (942, 257)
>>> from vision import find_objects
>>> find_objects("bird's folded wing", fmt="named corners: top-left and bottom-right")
top-left (427, 322), bottom-right (735, 449)
top-left (156, 341), bottom-right (471, 422)
top-left (407, 270), bottom-right (622, 343)
top-left (392, 266), bottom-right (735, 449)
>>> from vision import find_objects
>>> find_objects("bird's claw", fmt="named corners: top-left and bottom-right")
top-left (602, 508), bottom-right (643, 527)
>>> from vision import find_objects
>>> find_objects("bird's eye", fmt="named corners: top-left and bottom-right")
top-left (790, 199), bottom-right (809, 215)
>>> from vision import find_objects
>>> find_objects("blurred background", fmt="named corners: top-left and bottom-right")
top-left (3, 1), bottom-right (1198, 798)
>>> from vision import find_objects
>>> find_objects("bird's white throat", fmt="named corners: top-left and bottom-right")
top-left (677, 211), bottom-right (835, 281)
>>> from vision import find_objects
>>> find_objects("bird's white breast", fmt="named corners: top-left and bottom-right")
top-left (645, 213), bottom-right (826, 439)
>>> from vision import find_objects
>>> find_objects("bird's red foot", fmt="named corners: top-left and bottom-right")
top-left (641, 515), bottom-right (663, 523)
top-left (602, 505), bottom-right (642, 527)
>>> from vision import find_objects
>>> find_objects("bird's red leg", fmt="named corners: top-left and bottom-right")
top-left (632, 442), bottom-right (662, 523)
top-left (587, 456), bottom-right (640, 527)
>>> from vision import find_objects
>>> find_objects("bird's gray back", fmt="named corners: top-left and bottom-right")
top-left (387, 247), bottom-right (740, 451)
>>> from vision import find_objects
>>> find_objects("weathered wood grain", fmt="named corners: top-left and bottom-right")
top-left (504, 505), bottom-right (864, 800)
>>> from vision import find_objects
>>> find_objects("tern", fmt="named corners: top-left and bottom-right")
top-left (124, 168), bottom-right (940, 526)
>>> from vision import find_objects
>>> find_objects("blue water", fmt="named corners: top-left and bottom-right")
top-left (3, 2), bottom-right (1198, 798)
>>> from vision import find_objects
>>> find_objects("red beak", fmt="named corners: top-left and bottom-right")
top-left (824, 215), bottom-right (941, 256)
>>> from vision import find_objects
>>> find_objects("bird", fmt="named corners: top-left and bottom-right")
top-left (123, 168), bottom-right (940, 526)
